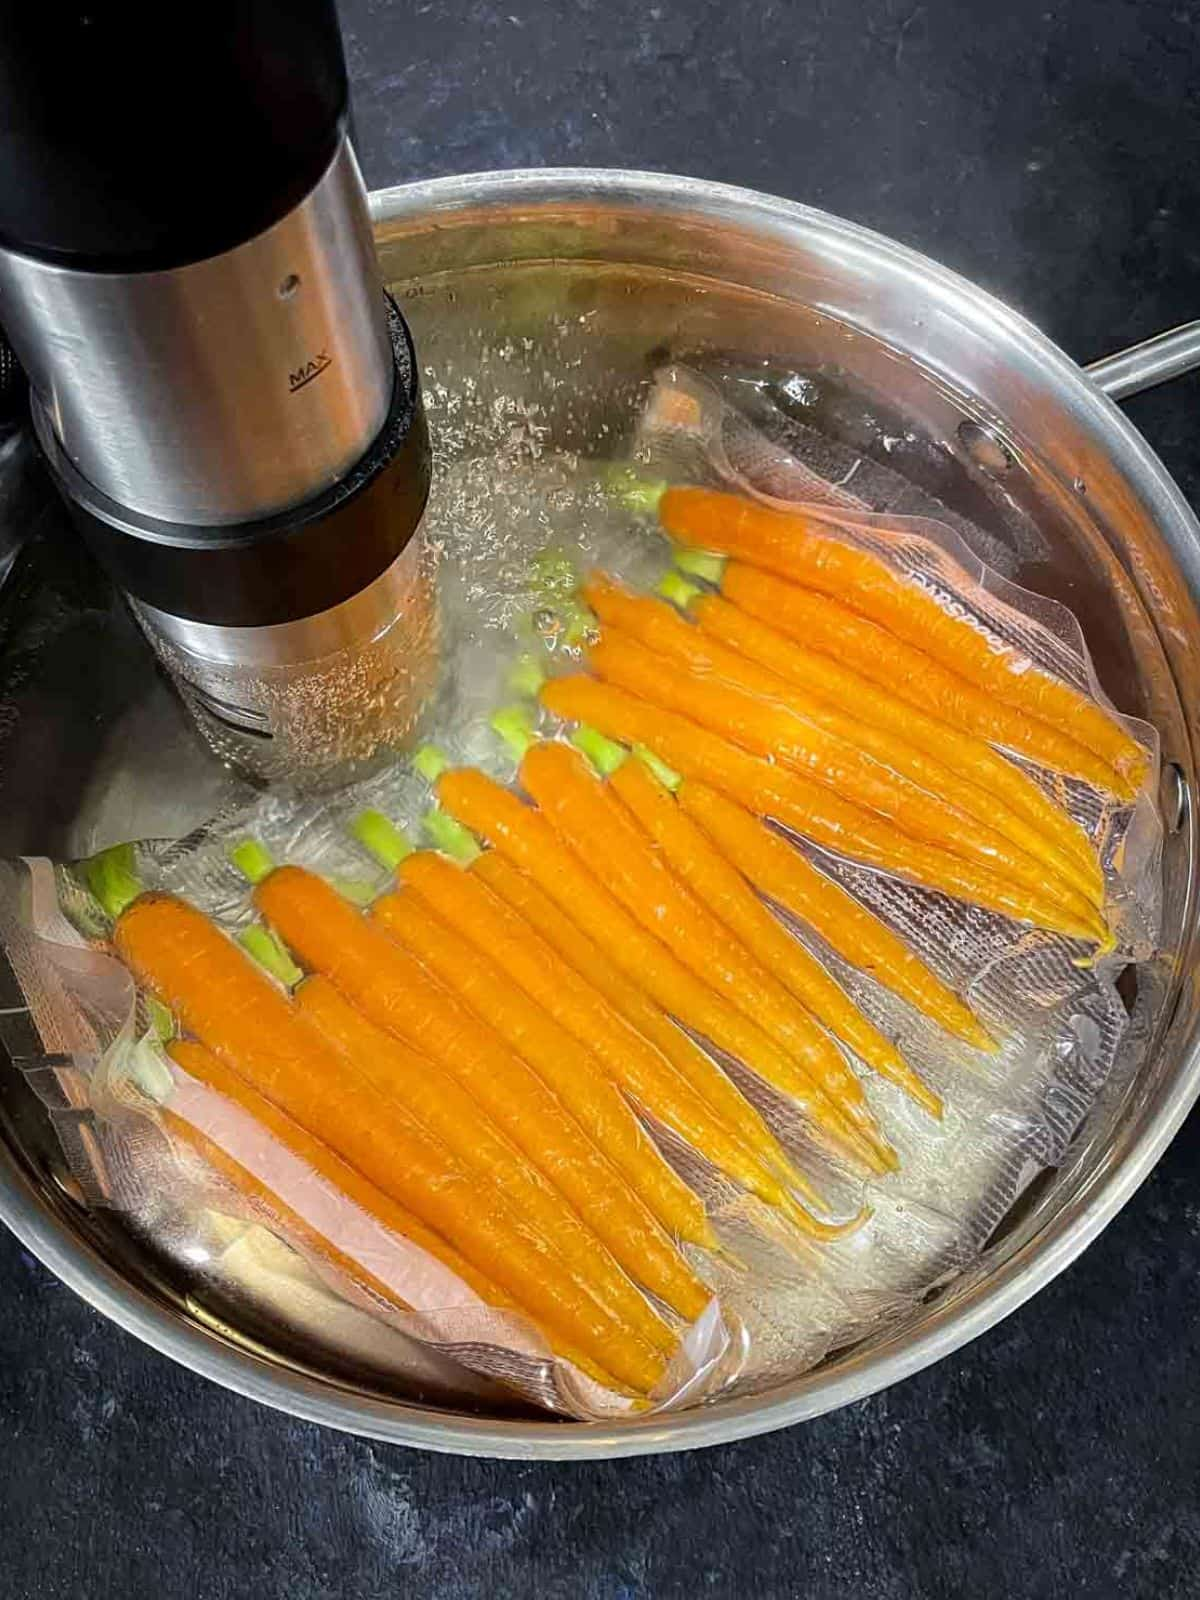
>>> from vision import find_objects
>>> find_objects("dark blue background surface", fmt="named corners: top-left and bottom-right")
top-left (4, 3), bottom-right (1200, 1594)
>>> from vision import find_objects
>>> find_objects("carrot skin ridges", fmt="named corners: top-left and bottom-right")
top-left (163, 1041), bottom-right (645, 1392)
top-left (581, 571), bottom-right (1102, 904)
top-left (517, 741), bottom-right (896, 1168)
top-left (115, 893), bottom-right (664, 1392)
top-left (471, 849), bottom-right (816, 1191)
top-left (678, 782), bottom-right (996, 1053)
top-left (720, 559), bottom-right (1137, 799)
top-left (396, 849), bottom-right (799, 1216)
top-left (690, 588), bottom-right (1103, 900)
top-left (368, 887), bottom-right (718, 1318)
top-left (659, 486), bottom-right (1145, 787)
top-left (539, 674), bottom-right (1106, 944)
top-left (293, 972), bottom-right (681, 1349)
top-left (253, 865), bottom-right (709, 1325)
top-left (437, 766), bottom-right (886, 1174)
top-left (609, 757), bottom-right (943, 1118)
top-left (586, 622), bottom-right (1103, 931)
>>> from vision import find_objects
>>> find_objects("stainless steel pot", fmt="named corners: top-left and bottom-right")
top-left (3, 170), bottom-right (1199, 1459)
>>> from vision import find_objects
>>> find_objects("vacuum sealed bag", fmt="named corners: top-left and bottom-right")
top-left (0, 361), bottom-right (1162, 1417)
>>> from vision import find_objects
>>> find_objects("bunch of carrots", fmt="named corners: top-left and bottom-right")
top-left (88, 482), bottom-right (1146, 1403)
top-left (94, 729), bottom-right (908, 1397)
top-left (540, 485), bottom-right (1147, 956)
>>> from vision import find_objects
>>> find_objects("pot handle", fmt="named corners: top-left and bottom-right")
top-left (1085, 320), bottom-right (1200, 400)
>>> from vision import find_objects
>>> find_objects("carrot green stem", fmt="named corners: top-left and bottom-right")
top-left (332, 877), bottom-right (379, 908)
top-left (146, 996), bottom-right (176, 1042)
top-left (570, 724), bottom-right (628, 777)
top-left (414, 744), bottom-right (451, 783)
top-left (351, 809), bottom-right (414, 872)
top-left (507, 652), bottom-right (547, 698)
top-left (600, 464), bottom-right (669, 516)
top-left (633, 744), bottom-right (682, 792)
top-left (237, 924), bottom-right (303, 988)
top-left (563, 602), bottom-right (597, 648)
top-left (129, 1034), bottom-right (175, 1103)
top-left (491, 703), bottom-right (537, 760)
top-left (673, 547), bottom-right (726, 584)
top-left (422, 808), bottom-right (481, 864)
top-left (81, 844), bottom-right (143, 921)
top-left (529, 546), bottom-right (579, 598)
top-left (657, 570), bottom-right (701, 611)
top-left (228, 838), bottom-right (276, 886)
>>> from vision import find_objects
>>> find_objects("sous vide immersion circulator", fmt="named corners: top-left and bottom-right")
top-left (0, 1), bottom-right (435, 783)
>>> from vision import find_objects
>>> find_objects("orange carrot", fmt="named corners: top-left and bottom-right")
top-left (690, 587), bottom-right (1102, 894)
top-left (254, 866), bottom-right (710, 1323)
top-left (678, 782), bottom-right (994, 1052)
top-left (611, 757), bottom-right (942, 1117)
top-left (368, 887), bottom-right (715, 1265)
top-left (164, 1090), bottom-right (633, 1397)
top-left (165, 1041), bottom-right (486, 1306)
top-left (721, 561), bottom-right (1136, 798)
top-left (292, 973), bottom-right (679, 1353)
top-left (115, 894), bottom-right (664, 1392)
top-left (583, 571), bottom-right (1100, 901)
top-left (521, 741), bottom-right (896, 1156)
top-left (472, 850), bottom-right (804, 1185)
top-left (398, 848), bottom-right (810, 1217)
top-left (588, 624), bottom-right (1102, 927)
top-left (540, 675), bottom-right (1106, 944)
top-left (438, 766), bottom-right (885, 1176)
top-left (660, 487), bottom-right (1146, 787)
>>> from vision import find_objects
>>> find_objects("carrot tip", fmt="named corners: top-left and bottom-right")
top-left (783, 1195), bottom-right (873, 1243)
top-left (758, 1147), bottom-right (829, 1211)
top-left (710, 1243), bottom-right (750, 1275)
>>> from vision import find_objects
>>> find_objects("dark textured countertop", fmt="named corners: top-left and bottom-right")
top-left (5, 2), bottom-right (1200, 1594)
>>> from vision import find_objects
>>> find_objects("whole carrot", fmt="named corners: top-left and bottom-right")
top-left (611, 757), bottom-right (942, 1117)
top-left (588, 624), bottom-right (1101, 926)
top-left (540, 675), bottom-right (1107, 944)
top-left (398, 848), bottom-right (810, 1219)
top-left (521, 741), bottom-right (895, 1160)
top-left (678, 783), bottom-right (995, 1052)
top-left (369, 886), bottom-right (716, 1267)
top-left (115, 894), bottom-right (665, 1392)
top-left (660, 486), bottom-right (1146, 788)
top-left (584, 572), bottom-right (1100, 902)
top-left (254, 865), bottom-right (711, 1323)
top-left (473, 850), bottom-right (807, 1189)
top-left (438, 766), bottom-right (885, 1176)
top-left (721, 561), bottom-right (1136, 799)
top-left (293, 973), bottom-right (679, 1353)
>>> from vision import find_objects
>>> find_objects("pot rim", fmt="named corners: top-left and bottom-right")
top-left (4, 166), bottom-right (1199, 1459)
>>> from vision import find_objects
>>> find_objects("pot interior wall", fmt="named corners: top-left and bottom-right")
top-left (0, 182), bottom-right (1195, 1451)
